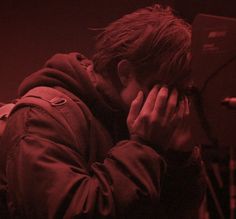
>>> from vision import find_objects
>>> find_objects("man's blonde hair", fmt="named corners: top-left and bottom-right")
top-left (93, 4), bottom-right (191, 89)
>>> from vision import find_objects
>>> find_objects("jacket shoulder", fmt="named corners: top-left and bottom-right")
top-left (5, 87), bottom-right (91, 154)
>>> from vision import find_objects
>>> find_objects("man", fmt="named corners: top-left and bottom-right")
top-left (0, 4), bottom-right (205, 219)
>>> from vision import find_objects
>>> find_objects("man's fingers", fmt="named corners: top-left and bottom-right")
top-left (173, 96), bottom-right (190, 125)
top-left (127, 91), bottom-right (144, 125)
top-left (184, 97), bottom-right (190, 116)
top-left (152, 87), bottom-right (169, 118)
top-left (162, 89), bottom-right (178, 124)
top-left (140, 85), bottom-right (159, 115)
top-left (177, 99), bottom-right (185, 119)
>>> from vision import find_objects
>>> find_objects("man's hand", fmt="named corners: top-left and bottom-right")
top-left (127, 85), bottom-right (193, 152)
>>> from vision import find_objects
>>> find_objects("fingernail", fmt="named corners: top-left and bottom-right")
top-left (137, 91), bottom-right (143, 98)
top-left (160, 86), bottom-right (168, 94)
top-left (184, 96), bottom-right (189, 104)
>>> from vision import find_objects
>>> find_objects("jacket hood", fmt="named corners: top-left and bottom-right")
top-left (19, 53), bottom-right (127, 130)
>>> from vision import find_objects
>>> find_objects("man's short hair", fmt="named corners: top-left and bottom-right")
top-left (92, 4), bottom-right (191, 90)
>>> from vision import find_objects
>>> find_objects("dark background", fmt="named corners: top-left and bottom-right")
top-left (1, 2), bottom-right (235, 217)
top-left (0, 0), bottom-right (236, 102)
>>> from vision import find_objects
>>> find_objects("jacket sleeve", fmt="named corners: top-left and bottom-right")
top-left (4, 106), bottom-right (166, 219)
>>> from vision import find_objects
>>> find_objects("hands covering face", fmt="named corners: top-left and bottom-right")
top-left (127, 85), bottom-right (193, 152)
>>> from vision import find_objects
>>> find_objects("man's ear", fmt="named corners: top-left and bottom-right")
top-left (117, 59), bottom-right (135, 87)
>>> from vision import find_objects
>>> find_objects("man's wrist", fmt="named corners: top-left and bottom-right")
top-left (130, 134), bottom-right (163, 154)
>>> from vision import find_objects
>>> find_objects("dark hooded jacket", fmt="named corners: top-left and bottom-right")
top-left (0, 53), bottom-right (205, 219)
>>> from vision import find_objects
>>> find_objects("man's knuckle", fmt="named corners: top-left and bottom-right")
top-left (127, 117), bottom-right (131, 125)
top-left (168, 100), bottom-right (176, 107)
top-left (131, 100), bottom-right (138, 106)
top-left (150, 116), bottom-right (159, 125)
top-left (140, 113), bottom-right (149, 122)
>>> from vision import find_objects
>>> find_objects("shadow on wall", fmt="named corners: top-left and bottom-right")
top-left (0, 0), bottom-right (155, 102)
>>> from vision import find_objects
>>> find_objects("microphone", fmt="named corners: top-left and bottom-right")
top-left (221, 97), bottom-right (236, 108)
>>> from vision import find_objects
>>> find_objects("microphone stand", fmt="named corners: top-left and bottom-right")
top-left (222, 97), bottom-right (236, 219)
